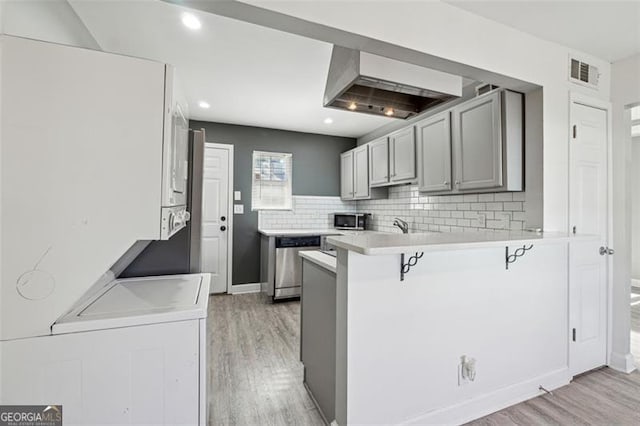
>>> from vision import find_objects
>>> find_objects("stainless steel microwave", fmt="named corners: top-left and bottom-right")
top-left (334, 213), bottom-right (371, 230)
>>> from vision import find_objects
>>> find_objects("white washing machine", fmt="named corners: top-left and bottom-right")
top-left (1, 273), bottom-right (210, 426)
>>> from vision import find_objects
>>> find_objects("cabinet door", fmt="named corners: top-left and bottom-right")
top-left (369, 137), bottom-right (389, 186)
top-left (340, 151), bottom-right (354, 200)
top-left (416, 112), bottom-right (452, 192)
top-left (390, 127), bottom-right (416, 182)
top-left (353, 145), bottom-right (370, 199)
top-left (452, 91), bottom-right (503, 190)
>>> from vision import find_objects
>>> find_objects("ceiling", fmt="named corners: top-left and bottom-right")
top-left (68, 0), bottom-right (392, 138)
top-left (445, 0), bottom-right (640, 63)
top-left (69, 0), bottom-right (640, 139)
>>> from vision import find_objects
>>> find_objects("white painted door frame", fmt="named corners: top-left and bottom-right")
top-left (204, 142), bottom-right (234, 293)
top-left (568, 91), bottom-right (614, 369)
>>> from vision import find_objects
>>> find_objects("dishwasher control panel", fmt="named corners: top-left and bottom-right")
top-left (275, 236), bottom-right (321, 248)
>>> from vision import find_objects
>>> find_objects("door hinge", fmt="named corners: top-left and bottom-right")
top-left (572, 125), bottom-right (577, 139)
top-left (572, 328), bottom-right (576, 342)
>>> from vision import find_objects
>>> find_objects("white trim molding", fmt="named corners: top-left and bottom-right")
top-left (399, 369), bottom-right (570, 426)
top-left (230, 283), bottom-right (261, 295)
top-left (609, 351), bottom-right (637, 374)
top-left (631, 278), bottom-right (640, 289)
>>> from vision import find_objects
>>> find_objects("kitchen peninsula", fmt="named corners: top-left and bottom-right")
top-left (301, 230), bottom-right (596, 425)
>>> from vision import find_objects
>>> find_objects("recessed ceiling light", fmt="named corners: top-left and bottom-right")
top-left (198, 101), bottom-right (210, 109)
top-left (348, 102), bottom-right (357, 111)
top-left (324, 117), bottom-right (333, 124)
top-left (384, 108), bottom-right (395, 117)
top-left (182, 13), bottom-right (201, 30)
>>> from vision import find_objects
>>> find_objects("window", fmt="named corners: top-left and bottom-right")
top-left (251, 151), bottom-right (293, 210)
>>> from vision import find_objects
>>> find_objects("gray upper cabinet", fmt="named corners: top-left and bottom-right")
top-left (389, 127), bottom-right (416, 183)
top-left (452, 91), bottom-right (503, 190)
top-left (353, 145), bottom-right (370, 199)
top-left (369, 137), bottom-right (389, 187)
top-left (416, 112), bottom-right (452, 192)
top-left (340, 150), bottom-right (354, 199)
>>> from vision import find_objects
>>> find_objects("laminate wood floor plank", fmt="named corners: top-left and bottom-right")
top-left (209, 293), bottom-right (640, 426)
top-left (207, 293), bottom-right (324, 426)
top-left (468, 368), bottom-right (640, 426)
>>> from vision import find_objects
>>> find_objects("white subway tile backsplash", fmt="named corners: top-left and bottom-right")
top-left (258, 196), bottom-right (357, 230)
top-left (357, 185), bottom-right (527, 233)
top-left (259, 187), bottom-right (527, 234)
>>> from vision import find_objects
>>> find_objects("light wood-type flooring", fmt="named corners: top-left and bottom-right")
top-left (208, 293), bottom-right (640, 426)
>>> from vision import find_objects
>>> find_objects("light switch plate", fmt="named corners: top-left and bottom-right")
top-left (234, 204), bottom-right (244, 214)
top-left (234, 191), bottom-right (241, 201)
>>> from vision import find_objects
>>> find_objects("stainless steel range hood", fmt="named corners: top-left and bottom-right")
top-left (324, 46), bottom-right (462, 119)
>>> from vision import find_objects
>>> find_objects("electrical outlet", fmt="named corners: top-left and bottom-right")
top-left (458, 355), bottom-right (476, 386)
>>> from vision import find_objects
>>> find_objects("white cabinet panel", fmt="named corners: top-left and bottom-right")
top-left (369, 137), bottom-right (389, 186)
top-left (340, 151), bottom-right (354, 199)
top-left (353, 145), bottom-right (370, 199)
top-left (416, 112), bottom-right (452, 192)
top-left (1, 320), bottom-right (203, 425)
top-left (452, 91), bottom-right (503, 190)
top-left (389, 127), bottom-right (416, 182)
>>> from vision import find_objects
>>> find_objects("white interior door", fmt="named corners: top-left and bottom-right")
top-left (201, 145), bottom-right (231, 294)
top-left (569, 99), bottom-right (610, 375)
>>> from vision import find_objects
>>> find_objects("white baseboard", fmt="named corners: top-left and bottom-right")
top-left (609, 352), bottom-right (637, 374)
top-left (230, 283), bottom-right (261, 295)
top-left (631, 278), bottom-right (640, 289)
top-left (399, 369), bottom-right (570, 425)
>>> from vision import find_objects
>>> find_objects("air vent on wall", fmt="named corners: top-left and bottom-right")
top-left (569, 57), bottom-right (599, 88)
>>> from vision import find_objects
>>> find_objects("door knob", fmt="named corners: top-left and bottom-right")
top-left (221, 216), bottom-right (226, 222)
top-left (599, 246), bottom-right (614, 256)
top-left (220, 225), bottom-right (227, 232)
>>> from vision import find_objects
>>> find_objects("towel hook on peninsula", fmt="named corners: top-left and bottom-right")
top-left (505, 244), bottom-right (533, 270)
top-left (400, 252), bottom-right (424, 281)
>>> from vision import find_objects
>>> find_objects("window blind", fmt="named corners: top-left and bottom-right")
top-left (251, 150), bottom-right (293, 211)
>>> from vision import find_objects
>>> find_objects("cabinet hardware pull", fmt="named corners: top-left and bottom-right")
top-left (572, 125), bottom-right (577, 139)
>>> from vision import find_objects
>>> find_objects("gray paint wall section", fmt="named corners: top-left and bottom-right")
top-left (190, 120), bottom-right (356, 285)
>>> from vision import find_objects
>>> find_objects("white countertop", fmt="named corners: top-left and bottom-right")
top-left (258, 229), bottom-right (386, 237)
top-left (259, 228), bottom-right (342, 237)
top-left (299, 250), bottom-right (337, 273)
top-left (326, 230), bottom-right (596, 255)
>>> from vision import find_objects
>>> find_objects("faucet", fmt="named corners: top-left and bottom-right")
top-left (393, 217), bottom-right (409, 234)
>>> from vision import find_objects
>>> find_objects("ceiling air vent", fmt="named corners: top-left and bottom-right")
top-left (569, 57), bottom-right (599, 88)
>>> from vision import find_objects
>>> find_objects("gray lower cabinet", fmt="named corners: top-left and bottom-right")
top-left (416, 112), bottom-right (452, 192)
top-left (300, 259), bottom-right (336, 423)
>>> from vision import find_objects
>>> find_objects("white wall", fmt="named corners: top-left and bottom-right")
top-left (0, 0), bottom-right (99, 50)
top-left (611, 53), bottom-right (640, 372)
top-left (633, 137), bottom-right (640, 280)
top-left (237, 0), bottom-right (610, 232)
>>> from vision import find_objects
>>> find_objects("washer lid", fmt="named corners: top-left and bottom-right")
top-left (80, 275), bottom-right (202, 317)
top-left (52, 273), bottom-right (210, 335)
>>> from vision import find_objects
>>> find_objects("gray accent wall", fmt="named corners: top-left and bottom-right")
top-left (190, 121), bottom-right (356, 285)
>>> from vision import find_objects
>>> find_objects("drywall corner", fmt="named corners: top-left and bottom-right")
top-left (1, 0), bottom-right (100, 50)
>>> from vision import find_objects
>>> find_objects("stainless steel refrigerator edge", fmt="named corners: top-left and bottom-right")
top-left (120, 129), bottom-right (205, 277)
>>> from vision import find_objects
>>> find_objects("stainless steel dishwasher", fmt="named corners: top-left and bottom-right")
top-left (274, 236), bottom-right (321, 300)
